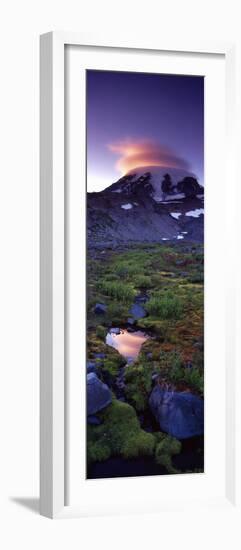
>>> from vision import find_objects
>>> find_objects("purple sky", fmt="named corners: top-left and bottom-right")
top-left (87, 70), bottom-right (204, 192)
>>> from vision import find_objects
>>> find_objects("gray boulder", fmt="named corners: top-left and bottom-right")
top-left (149, 387), bottom-right (204, 439)
top-left (87, 361), bottom-right (97, 374)
top-left (94, 303), bottom-right (107, 314)
top-left (87, 373), bottom-right (112, 415)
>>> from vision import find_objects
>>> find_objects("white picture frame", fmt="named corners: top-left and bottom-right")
top-left (40, 31), bottom-right (240, 519)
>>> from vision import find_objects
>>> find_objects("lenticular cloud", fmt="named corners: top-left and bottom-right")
top-left (108, 139), bottom-right (190, 174)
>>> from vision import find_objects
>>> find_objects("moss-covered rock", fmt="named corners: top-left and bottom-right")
top-left (154, 433), bottom-right (182, 473)
top-left (87, 399), bottom-right (155, 464)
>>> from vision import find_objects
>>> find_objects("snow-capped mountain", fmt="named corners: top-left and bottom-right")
top-left (87, 166), bottom-right (204, 247)
top-left (109, 166), bottom-right (203, 202)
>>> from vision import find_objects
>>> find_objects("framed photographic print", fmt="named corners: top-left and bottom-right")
top-left (40, 32), bottom-right (241, 518)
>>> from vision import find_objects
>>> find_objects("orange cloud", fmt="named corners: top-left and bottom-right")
top-left (108, 139), bottom-right (190, 174)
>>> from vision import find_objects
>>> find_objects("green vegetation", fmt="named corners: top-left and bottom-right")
top-left (87, 242), bottom-right (204, 392)
top-left (124, 363), bottom-right (153, 411)
top-left (96, 325), bottom-right (106, 340)
top-left (87, 399), bottom-right (155, 464)
top-left (123, 348), bottom-right (203, 409)
top-left (188, 270), bottom-right (204, 284)
top-left (87, 399), bottom-right (181, 472)
top-left (101, 358), bottom-right (120, 378)
top-left (87, 242), bottom-right (204, 474)
top-left (157, 349), bottom-right (204, 394)
top-left (154, 433), bottom-right (182, 474)
top-left (146, 290), bottom-right (183, 319)
top-left (87, 329), bottom-right (126, 382)
top-left (97, 280), bottom-right (135, 302)
top-left (133, 274), bottom-right (153, 289)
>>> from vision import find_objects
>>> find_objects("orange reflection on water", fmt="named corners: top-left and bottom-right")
top-left (106, 329), bottom-right (149, 362)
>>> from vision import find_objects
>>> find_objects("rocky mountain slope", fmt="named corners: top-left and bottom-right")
top-left (87, 166), bottom-right (204, 247)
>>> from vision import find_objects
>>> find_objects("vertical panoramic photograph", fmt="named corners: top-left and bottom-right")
top-left (86, 70), bottom-right (204, 479)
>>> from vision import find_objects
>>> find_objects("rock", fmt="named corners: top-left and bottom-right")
top-left (149, 387), bottom-right (204, 439)
top-left (87, 414), bottom-right (102, 425)
top-left (110, 327), bottom-right (121, 334)
top-left (94, 303), bottom-right (107, 315)
top-left (146, 352), bottom-right (153, 360)
top-left (129, 303), bottom-right (147, 319)
top-left (87, 361), bottom-right (97, 374)
top-left (177, 176), bottom-right (203, 198)
top-left (87, 373), bottom-right (112, 415)
top-left (127, 317), bottom-right (135, 325)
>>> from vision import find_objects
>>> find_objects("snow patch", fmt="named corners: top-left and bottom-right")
top-left (121, 203), bottom-right (133, 210)
top-left (112, 188), bottom-right (122, 193)
top-left (162, 200), bottom-right (182, 204)
top-left (170, 212), bottom-right (182, 220)
top-left (155, 194), bottom-right (185, 203)
top-left (177, 235), bottom-right (184, 240)
top-left (185, 208), bottom-right (204, 218)
top-left (164, 193), bottom-right (185, 201)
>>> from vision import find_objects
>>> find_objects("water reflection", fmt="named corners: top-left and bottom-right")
top-left (106, 329), bottom-right (149, 363)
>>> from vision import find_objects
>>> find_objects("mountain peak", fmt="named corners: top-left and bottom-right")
top-left (108, 165), bottom-right (203, 203)
top-left (87, 165), bottom-right (204, 247)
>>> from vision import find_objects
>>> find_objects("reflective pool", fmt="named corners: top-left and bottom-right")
top-left (106, 328), bottom-right (149, 363)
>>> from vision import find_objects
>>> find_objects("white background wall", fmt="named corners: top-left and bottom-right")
top-left (0, 1), bottom-right (241, 548)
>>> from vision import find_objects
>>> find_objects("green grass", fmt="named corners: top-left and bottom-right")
top-left (97, 280), bottom-right (135, 302)
top-left (146, 290), bottom-right (183, 319)
top-left (87, 242), bottom-right (204, 397)
top-left (133, 274), bottom-right (153, 289)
